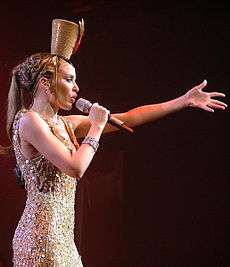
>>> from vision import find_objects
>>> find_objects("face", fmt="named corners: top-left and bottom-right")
top-left (52, 61), bottom-right (79, 110)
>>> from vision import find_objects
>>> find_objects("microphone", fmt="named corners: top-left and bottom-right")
top-left (75, 98), bottom-right (134, 133)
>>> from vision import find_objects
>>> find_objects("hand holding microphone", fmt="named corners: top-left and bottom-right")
top-left (75, 98), bottom-right (134, 133)
top-left (88, 103), bottom-right (110, 128)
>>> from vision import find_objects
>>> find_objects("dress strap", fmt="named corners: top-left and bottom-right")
top-left (60, 117), bottom-right (80, 149)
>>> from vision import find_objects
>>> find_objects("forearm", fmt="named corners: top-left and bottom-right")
top-left (115, 94), bottom-right (187, 127)
top-left (71, 124), bottom-right (104, 178)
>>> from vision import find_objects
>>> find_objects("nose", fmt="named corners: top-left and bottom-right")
top-left (73, 82), bottom-right (80, 93)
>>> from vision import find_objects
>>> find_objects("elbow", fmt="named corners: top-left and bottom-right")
top-left (74, 170), bottom-right (84, 181)
top-left (63, 155), bottom-right (91, 180)
top-left (66, 167), bottom-right (85, 180)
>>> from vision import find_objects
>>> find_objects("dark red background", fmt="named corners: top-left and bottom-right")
top-left (0, 1), bottom-right (228, 267)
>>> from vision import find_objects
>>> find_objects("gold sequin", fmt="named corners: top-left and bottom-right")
top-left (12, 110), bottom-right (83, 266)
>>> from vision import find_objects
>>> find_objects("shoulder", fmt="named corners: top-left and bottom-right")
top-left (19, 110), bottom-right (45, 127)
top-left (19, 111), bottom-right (50, 139)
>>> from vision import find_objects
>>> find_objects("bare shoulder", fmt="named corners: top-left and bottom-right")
top-left (64, 115), bottom-right (90, 138)
top-left (19, 111), bottom-right (50, 139)
top-left (20, 111), bottom-right (46, 128)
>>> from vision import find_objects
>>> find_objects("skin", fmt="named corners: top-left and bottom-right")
top-left (66, 79), bottom-right (227, 138)
top-left (18, 61), bottom-right (227, 179)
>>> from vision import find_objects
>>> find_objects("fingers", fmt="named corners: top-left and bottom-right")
top-left (200, 105), bottom-right (214, 113)
top-left (91, 103), bottom-right (102, 112)
top-left (200, 98), bottom-right (227, 112)
top-left (195, 81), bottom-right (226, 100)
top-left (90, 103), bottom-right (110, 120)
top-left (92, 103), bottom-right (109, 113)
top-left (208, 103), bottom-right (224, 110)
top-left (196, 79), bottom-right (207, 91)
top-left (209, 92), bottom-right (226, 98)
top-left (210, 99), bottom-right (227, 109)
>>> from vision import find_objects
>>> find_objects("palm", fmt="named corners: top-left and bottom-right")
top-left (185, 80), bottom-right (227, 112)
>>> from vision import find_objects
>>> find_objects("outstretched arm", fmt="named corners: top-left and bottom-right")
top-left (66, 80), bottom-right (227, 138)
top-left (114, 80), bottom-right (227, 127)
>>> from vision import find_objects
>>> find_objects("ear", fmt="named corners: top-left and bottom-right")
top-left (39, 77), bottom-right (50, 89)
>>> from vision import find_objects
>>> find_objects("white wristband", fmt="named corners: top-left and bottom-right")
top-left (82, 136), bottom-right (99, 152)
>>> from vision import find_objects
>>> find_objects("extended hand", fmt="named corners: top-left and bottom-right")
top-left (184, 80), bottom-right (227, 112)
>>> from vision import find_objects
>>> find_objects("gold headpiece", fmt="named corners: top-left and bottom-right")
top-left (51, 18), bottom-right (84, 61)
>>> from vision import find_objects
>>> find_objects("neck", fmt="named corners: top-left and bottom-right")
top-left (30, 98), bottom-right (59, 122)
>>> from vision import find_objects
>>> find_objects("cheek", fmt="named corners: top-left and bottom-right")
top-left (56, 85), bottom-right (69, 101)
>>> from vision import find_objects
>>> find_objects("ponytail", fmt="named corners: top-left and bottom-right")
top-left (0, 73), bottom-right (23, 155)
top-left (7, 73), bottom-right (24, 139)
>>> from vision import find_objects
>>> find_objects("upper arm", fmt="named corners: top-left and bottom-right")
top-left (64, 115), bottom-right (91, 138)
top-left (19, 112), bottom-right (78, 177)
top-left (65, 113), bottom-right (128, 138)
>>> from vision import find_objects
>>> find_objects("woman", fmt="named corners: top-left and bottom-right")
top-left (1, 23), bottom-right (227, 266)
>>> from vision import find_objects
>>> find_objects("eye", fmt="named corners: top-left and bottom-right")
top-left (66, 78), bottom-right (73, 83)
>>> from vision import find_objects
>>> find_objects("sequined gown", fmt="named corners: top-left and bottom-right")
top-left (12, 110), bottom-right (83, 267)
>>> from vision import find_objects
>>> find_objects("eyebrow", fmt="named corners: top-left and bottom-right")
top-left (63, 74), bottom-right (76, 79)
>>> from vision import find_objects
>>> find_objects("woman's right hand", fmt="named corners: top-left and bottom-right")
top-left (88, 103), bottom-right (110, 128)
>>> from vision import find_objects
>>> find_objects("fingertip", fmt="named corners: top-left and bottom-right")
top-left (203, 79), bottom-right (207, 85)
top-left (207, 107), bottom-right (214, 113)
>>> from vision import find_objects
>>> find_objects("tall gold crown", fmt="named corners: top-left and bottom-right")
top-left (51, 19), bottom-right (84, 61)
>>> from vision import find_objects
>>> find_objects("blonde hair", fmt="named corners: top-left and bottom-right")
top-left (0, 53), bottom-right (63, 154)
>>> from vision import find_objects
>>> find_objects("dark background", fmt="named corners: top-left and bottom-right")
top-left (0, 1), bottom-right (228, 267)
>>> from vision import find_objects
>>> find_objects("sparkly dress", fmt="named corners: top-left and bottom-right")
top-left (12, 110), bottom-right (83, 267)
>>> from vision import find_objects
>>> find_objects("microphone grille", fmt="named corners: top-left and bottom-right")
top-left (75, 98), bottom-right (92, 113)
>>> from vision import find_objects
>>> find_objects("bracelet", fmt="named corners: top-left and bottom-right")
top-left (82, 136), bottom-right (99, 152)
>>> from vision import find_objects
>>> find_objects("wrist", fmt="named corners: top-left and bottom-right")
top-left (82, 136), bottom-right (99, 152)
top-left (177, 94), bottom-right (188, 109)
top-left (90, 122), bottom-right (106, 132)
top-left (86, 123), bottom-right (105, 142)
top-left (162, 95), bottom-right (187, 113)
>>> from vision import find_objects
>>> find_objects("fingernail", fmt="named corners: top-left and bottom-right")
top-left (203, 79), bottom-right (207, 84)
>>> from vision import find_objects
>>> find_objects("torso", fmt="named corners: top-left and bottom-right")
top-left (12, 109), bottom-right (83, 266)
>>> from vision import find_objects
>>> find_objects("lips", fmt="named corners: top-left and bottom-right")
top-left (71, 94), bottom-right (77, 102)
top-left (70, 97), bottom-right (76, 103)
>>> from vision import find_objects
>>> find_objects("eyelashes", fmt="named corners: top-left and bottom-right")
top-left (64, 76), bottom-right (76, 83)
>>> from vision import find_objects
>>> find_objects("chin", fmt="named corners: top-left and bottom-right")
top-left (58, 100), bottom-right (72, 110)
top-left (59, 105), bottom-right (72, 111)
top-left (65, 104), bottom-right (73, 111)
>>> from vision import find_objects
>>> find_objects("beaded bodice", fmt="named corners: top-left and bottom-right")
top-left (12, 110), bottom-right (82, 266)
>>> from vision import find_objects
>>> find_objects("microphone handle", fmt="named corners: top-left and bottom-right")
top-left (75, 98), bottom-right (133, 133)
top-left (108, 115), bottom-right (134, 133)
